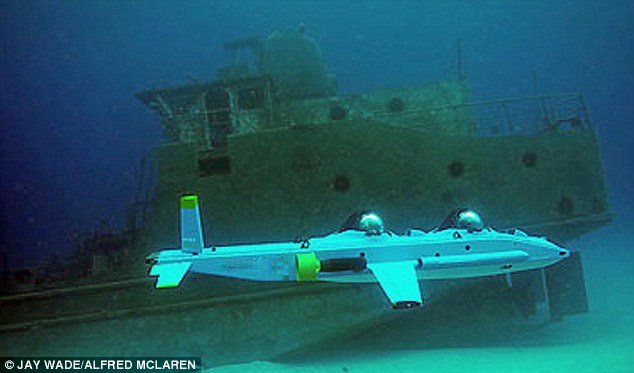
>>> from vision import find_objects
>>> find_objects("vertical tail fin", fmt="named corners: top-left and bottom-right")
top-left (180, 195), bottom-right (204, 254)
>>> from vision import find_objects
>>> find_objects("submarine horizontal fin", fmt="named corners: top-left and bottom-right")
top-left (150, 262), bottom-right (192, 288)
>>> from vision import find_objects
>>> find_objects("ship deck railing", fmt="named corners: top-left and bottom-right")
top-left (375, 93), bottom-right (591, 137)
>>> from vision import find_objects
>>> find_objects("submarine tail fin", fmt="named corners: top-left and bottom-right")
top-left (150, 261), bottom-right (192, 288)
top-left (180, 194), bottom-right (205, 254)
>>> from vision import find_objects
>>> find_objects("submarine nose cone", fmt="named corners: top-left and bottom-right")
top-left (456, 210), bottom-right (484, 232)
top-left (558, 249), bottom-right (570, 258)
top-left (359, 213), bottom-right (384, 235)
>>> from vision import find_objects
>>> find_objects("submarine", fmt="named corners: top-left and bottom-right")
top-left (149, 195), bottom-right (570, 310)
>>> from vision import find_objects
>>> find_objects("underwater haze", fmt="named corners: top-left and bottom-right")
top-left (1, 1), bottom-right (633, 264)
top-left (1, 0), bottom-right (633, 371)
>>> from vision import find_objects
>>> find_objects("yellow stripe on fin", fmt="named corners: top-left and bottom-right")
top-left (180, 195), bottom-right (198, 209)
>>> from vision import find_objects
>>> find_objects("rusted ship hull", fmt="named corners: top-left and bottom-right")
top-left (147, 122), bottom-right (611, 250)
top-left (0, 277), bottom-right (392, 366)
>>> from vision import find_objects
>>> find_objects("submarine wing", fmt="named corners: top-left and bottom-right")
top-left (149, 261), bottom-right (192, 288)
top-left (367, 260), bottom-right (422, 309)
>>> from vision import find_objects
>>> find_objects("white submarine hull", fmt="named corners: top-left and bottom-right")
top-left (149, 195), bottom-right (569, 308)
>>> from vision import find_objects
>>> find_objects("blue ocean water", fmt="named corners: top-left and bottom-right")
top-left (1, 1), bottom-right (633, 263)
top-left (0, 1), bottom-right (633, 370)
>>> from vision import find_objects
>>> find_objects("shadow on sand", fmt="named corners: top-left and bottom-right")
top-left (275, 277), bottom-right (589, 365)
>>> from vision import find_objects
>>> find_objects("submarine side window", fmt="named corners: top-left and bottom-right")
top-left (199, 155), bottom-right (232, 177)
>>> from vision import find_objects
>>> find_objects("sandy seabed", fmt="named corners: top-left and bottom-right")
top-left (213, 220), bottom-right (634, 373)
